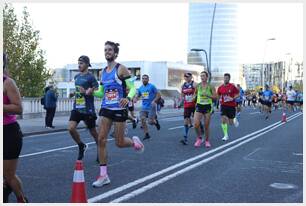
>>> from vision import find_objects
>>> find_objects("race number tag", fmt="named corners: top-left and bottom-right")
top-left (76, 96), bottom-right (86, 109)
top-left (185, 94), bottom-right (193, 102)
top-left (105, 89), bottom-right (119, 105)
top-left (224, 95), bottom-right (232, 102)
top-left (142, 92), bottom-right (149, 100)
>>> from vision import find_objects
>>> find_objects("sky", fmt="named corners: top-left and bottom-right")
top-left (12, 2), bottom-right (303, 69)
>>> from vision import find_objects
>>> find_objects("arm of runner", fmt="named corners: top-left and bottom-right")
top-left (93, 84), bottom-right (104, 98)
top-left (3, 78), bottom-right (23, 115)
top-left (125, 78), bottom-right (136, 100)
top-left (118, 65), bottom-right (131, 107)
top-left (210, 86), bottom-right (217, 100)
top-left (153, 91), bottom-right (161, 104)
top-left (86, 75), bottom-right (99, 95)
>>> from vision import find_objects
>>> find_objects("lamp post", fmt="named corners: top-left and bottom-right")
top-left (191, 48), bottom-right (211, 82)
top-left (262, 38), bottom-right (276, 88)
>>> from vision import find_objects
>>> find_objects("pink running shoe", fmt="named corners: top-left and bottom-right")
top-left (194, 138), bottom-right (203, 148)
top-left (132, 136), bottom-right (144, 153)
top-left (205, 140), bottom-right (211, 148)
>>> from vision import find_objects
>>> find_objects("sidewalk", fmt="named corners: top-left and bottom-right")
top-left (19, 108), bottom-right (183, 136)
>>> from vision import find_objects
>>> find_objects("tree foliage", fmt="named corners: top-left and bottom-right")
top-left (3, 3), bottom-right (53, 97)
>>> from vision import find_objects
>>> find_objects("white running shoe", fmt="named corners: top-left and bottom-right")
top-left (92, 175), bottom-right (111, 188)
top-left (132, 136), bottom-right (144, 153)
top-left (222, 135), bottom-right (229, 141)
top-left (233, 118), bottom-right (239, 128)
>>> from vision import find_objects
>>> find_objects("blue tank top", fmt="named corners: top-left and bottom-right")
top-left (101, 63), bottom-right (126, 110)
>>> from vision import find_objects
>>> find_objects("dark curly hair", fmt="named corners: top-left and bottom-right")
top-left (105, 41), bottom-right (120, 54)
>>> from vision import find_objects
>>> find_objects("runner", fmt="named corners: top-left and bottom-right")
top-left (251, 92), bottom-right (257, 109)
top-left (272, 93), bottom-right (279, 111)
top-left (281, 92), bottom-right (287, 110)
top-left (92, 41), bottom-right (144, 187)
top-left (136, 74), bottom-right (161, 140)
top-left (296, 91), bottom-right (303, 111)
top-left (258, 88), bottom-right (264, 112)
top-left (217, 73), bottom-right (240, 141)
top-left (286, 86), bottom-right (296, 112)
top-left (68, 55), bottom-right (99, 161)
top-left (179, 72), bottom-right (197, 145)
top-left (193, 71), bottom-right (217, 148)
top-left (3, 53), bottom-right (28, 203)
top-left (261, 84), bottom-right (274, 119)
top-left (126, 75), bottom-right (138, 129)
top-left (235, 84), bottom-right (244, 120)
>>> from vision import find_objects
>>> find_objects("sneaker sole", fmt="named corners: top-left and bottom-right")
top-left (92, 179), bottom-right (111, 188)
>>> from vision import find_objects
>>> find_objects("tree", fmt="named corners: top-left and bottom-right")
top-left (3, 3), bottom-right (53, 97)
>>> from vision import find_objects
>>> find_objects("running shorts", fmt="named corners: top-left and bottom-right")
top-left (4, 122), bottom-right (23, 160)
top-left (195, 104), bottom-right (212, 114)
top-left (69, 109), bottom-right (97, 129)
top-left (220, 105), bottom-right (236, 119)
top-left (184, 107), bottom-right (195, 119)
top-left (99, 108), bottom-right (128, 122)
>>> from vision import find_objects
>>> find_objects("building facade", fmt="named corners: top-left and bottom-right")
top-left (188, 3), bottom-right (240, 86)
top-left (52, 61), bottom-right (203, 98)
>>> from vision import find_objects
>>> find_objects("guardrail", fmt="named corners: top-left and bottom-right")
top-left (20, 97), bottom-right (175, 119)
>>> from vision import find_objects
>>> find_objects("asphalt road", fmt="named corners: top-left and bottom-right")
top-left (11, 107), bottom-right (303, 203)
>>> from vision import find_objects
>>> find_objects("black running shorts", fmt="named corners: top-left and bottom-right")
top-left (220, 105), bottom-right (236, 119)
top-left (69, 110), bottom-right (97, 129)
top-left (99, 108), bottom-right (128, 122)
top-left (4, 122), bottom-right (23, 160)
top-left (184, 107), bottom-right (195, 119)
top-left (195, 104), bottom-right (212, 114)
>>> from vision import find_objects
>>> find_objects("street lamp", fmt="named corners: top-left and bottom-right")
top-left (262, 38), bottom-right (276, 88)
top-left (191, 48), bottom-right (211, 82)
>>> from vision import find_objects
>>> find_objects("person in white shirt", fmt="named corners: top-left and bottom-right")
top-left (286, 86), bottom-right (296, 112)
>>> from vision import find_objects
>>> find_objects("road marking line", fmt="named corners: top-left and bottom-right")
top-left (20, 138), bottom-right (114, 158)
top-left (168, 126), bottom-right (184, 130)
top-left (110, 113), bottom-right (302, 203)
top-left (87, 112), bottom-right (301, 203)
top-left (250, 112), bottom-right (261, 114)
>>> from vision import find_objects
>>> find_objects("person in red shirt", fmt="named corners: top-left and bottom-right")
top-left (217, 73), bottom-right (240, 141)
top-left (179, 72), bottom-right (197, 145)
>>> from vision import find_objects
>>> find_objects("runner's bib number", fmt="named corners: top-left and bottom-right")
top-left (224, 95), bottom-right (232, 102)
top-left (76, 96), bottom-right (86, 109)
top-left (185, 94), bottom-right (193, 103)
top-left (105, 89), bottom-right (119, 105)
top-left (142, 92), bottom-right (149, 100)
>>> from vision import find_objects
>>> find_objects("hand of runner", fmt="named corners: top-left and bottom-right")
top-left (85, 88), bottom-right (94, 95)
top-left (119, 98), bottom-right (129, 108)
top-left (79, 86), bottom-right (86, 94)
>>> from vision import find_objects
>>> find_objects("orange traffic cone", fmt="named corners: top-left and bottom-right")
top-left (281, 112), bottom-right (287, 122)
top-left (70, 160), bottom-right (87, 203)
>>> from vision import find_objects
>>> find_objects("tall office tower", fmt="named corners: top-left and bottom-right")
top-left (188, 3), bottom-right (240, 86)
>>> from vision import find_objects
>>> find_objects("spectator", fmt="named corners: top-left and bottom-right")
top-left (44, 85), bottom-right (58, 128)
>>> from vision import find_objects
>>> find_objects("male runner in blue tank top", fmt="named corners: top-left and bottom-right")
top-left (92, 41), bottom-right (144, 187)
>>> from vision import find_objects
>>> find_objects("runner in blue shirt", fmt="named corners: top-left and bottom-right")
top-left (136, 74), bottom-right (161, 140)
top-left (262, 84), bottom-right (274, 119)
top-left (235, 84), bottom-right (244, 120)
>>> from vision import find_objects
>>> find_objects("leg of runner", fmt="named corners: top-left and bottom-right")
top-left (141, 111), bottom-right (150, 140)
top-left (68, 120), bottom-right (87, 160)
top-left (148, 103), bottom-right (160, 130)
top-left (194, 111), bottom-right (203, 147)
top-left (203, 112), bottom-right (211, 148)
top-left (89, 128), bottom-right (99, 162)
top-left (4, 160), bottom-right (28, 203)
top-left (221, 115), bottom-right (229, 141)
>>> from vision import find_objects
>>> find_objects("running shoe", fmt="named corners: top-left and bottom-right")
top-left (180, 139), bottom-right (188, 145)
top-left (233, 118), bottom-right (239, 127)
top-left (194, 138), bottom-right (203, 147)
top-left (77, 143), bottom-right (88, 160)
top-left (222, 135), bottom-right (229, 141)
top-left (155, 119), bottom-right (161, 130)
top-left (3, 182), bottom-right (12, 203)
top-left (132, 136), bottom-right (144, 153)
top-left (205, 140), bottom-right (211, 148)
top-left (92, 175), bottom-right (111, 188)
top-left (143, 133), bottom-right (151, 140)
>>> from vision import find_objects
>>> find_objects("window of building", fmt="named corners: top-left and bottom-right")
top-left (58, 88), bottom-right (67, 98)
top-left (128, 67), bottom-right (141, 80)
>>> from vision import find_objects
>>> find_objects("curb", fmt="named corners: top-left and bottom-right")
top-left (22, 111), bottom-right (183, 137)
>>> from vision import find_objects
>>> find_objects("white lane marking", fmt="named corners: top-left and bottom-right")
top-left (168, 126), bottom-right (184, 130)
top-left (20, 138), bottom-right (114, 158)
top-left (110, 113), bottom-right (302, 203)
top-left (293, 153), bottom-right (303, 156)
top-left (23, 129), bottom-right (86, 138)
top-left (87, 112), bottom-right (302, 203)
top-left (250, 112), bottom-right (261, 114)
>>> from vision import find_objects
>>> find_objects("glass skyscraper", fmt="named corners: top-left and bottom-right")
top-left (188, 3), bottom-right (240, 86)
